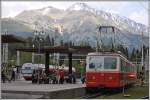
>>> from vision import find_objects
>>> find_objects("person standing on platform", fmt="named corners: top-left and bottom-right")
top-left (59, 68), bottom-right (65, 84)
top-left (11, 69), bottom-right (15, 81)
top-left (140, 66), bottom-right (145, 86)
top-left (72, 72), bottom-right (76, 84)
top-left (2, 70), bottom-right (6, 83)
top-left (55, 68), bottom-right (59, 84)
top-left (32, 70), bottom-right (36, 83)
top-left (81, 74), bottom-right (85, 84)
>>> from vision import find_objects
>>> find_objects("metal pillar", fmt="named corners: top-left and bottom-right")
top-left (2, 43), bottom-right (8, 63)
top-left (141, 32), bottom-right (144, 66)
top-left (68, 53), bottom-right (72, 74)
top-left (113, 27), bottom-right (116, 50)
top-left (17, 50), bottom-right (20, 66)
top-left (45, 52), bottom-right (49, 76)
top-left (32, 53), bottom-right (34, 63)
top-left (32, 45), bottom-right (35, 63)
top-left (2, 44), bottom-right (5, 63)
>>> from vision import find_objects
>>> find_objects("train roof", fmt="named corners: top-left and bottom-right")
top-left (87, 52), bottom-right (125, 57)
top-left (87, 52), bottom-right (134, 65)
top-left (22, 63), bottom-right (76, 71)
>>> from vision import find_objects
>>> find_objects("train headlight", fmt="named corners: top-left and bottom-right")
top-left (101, 73), bottom-right (104, 76)
top-left (109, 77), bottom-right (112, 80)
top-left (92, 76), bottom-right (95, 79)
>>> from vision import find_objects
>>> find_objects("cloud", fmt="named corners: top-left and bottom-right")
top-left (105, 9), bottom-right (120, 14)
top-left (89, 2), bottom-right (129, 11)
top-left (129, 11), bottom-right (148, 25)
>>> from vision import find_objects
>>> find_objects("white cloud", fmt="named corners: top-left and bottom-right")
top-left (88, 2), bottom-right (129, 11)
top-left (129, 11), bottom-right (148, 26)
top-left (105, 9), bottom-right (120, 14)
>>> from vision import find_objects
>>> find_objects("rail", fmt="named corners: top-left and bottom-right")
top-left (79, 93), bottom-right (102, 99)
top-left (141, 96), bottom-right (149, 99)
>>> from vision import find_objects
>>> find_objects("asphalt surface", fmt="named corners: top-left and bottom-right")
top-left (1, 79), bottom-right (85, 99)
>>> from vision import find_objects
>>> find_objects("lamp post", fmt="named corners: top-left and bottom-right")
top-left (32, 44), bottom-right (35, 64)
top-left (141, 32), bottom-right (144, 67)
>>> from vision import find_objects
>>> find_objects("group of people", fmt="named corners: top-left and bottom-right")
top-left (1, 69), bottom-right (16, 83)
top-left (32, 68), bottom-right (68, 84)
top-left (51, 68), bottom-right (65, 84)
top-left (32, 69), bottom-right (49, 84)
top-left (139, 66), bottom-right (145, 86)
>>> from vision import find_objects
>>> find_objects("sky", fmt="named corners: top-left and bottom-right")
top-left (2, 1), bottom-right (149, 26)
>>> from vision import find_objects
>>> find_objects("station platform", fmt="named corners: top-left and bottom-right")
top-left (1, 80), bottom-right (86, 99)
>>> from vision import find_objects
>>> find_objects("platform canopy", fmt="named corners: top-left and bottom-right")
top-left (16, 46), bottom-right (94, 75)
top-left (16, 46), bottom-right (76, 54)
top-left (16, 46), bottom-right (94, 54)
top-left (1, 34), bottom-right (26, 43)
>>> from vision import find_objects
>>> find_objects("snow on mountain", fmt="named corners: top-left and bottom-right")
top-left (67, 3), bottom-right (93, 11)
top-left (42, 8), bottom-right (51, 15)
top-left (2, 3), bottom-right (149, 51)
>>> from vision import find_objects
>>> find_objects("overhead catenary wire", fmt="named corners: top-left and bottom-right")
top-left (138, 2), bottom-right (149, 12)
top-left (107, 14), bottom-right (146, 50)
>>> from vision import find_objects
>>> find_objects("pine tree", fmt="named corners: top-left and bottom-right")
top-left (130, 48), bottom-right (135, 61)
top-left (125, 48), bottom-right (129, 58)
top-left (60, 40), bottom-right (64, 46)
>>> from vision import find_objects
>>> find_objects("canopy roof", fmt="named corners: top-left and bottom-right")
top-left (16, 46), bottom-right (94, 54)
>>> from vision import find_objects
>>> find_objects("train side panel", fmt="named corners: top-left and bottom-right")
top-left (86, 72), bottom-right (105, 87)
top-left (86, 52), bottom-right (137, 89)
top-left (86, 72), bottom-right (121, 88)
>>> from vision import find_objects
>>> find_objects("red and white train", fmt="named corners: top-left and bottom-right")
top-left (86, 52), bottom-right (136, 89)
top-left (21, 63), bottom-right (75, 81)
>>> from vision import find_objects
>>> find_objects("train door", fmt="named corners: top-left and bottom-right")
top-left (86, 56), bottom-right (104, 86)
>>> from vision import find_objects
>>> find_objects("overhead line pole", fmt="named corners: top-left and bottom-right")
top-left (141, 31), bottom-right (144, 67)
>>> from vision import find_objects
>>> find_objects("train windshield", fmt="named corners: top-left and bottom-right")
top-left (104, 57), bottom-right (117, 69)
top-left (88, 56), bottom-right (103, 69)
top-left (22, 69), bottom-right (33, 74)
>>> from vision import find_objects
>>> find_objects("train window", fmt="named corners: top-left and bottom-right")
top-left (89, 63), bottom-right (95, 69)
top-left (128, 65), bottom-right (131, 72)
top-left (104, 57), bottom-right (117, 69)
top-left (130, 66), bottom-right (133, 72)
top-left (22, 69), bottom-right (33, 74)
top-left (120, 59), bottom-right (126, 72)
top-left (126, 63), bottom-right (129, 72)
top-left (131, 66), bottom-right (133, 72)
top-left (25, 67), bottom-right (31, 70)
top-left (89, 57), bottom-right (103, 69)
top-left (120, 60), bottom-right (123, 71)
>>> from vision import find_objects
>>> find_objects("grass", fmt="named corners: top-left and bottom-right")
top-left (97, 72), bottom-right (149, 99)
top-left (97, 85), bottom-right (149, 99)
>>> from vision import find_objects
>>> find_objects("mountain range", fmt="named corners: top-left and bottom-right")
top-left (1, 3), bottom-right (149, 51)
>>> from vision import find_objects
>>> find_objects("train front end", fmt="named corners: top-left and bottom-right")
top-left (86, 52), bottom-right (121, 89)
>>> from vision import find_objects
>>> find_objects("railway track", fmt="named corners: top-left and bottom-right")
top-left (79, 86), bottom-right (148, 99)
top-left (80, 93), bottom-right (103, 99)
top-left (141, 96), bottom-right (149, 99)
top-left (80, 87), bottom-right (130, 99)
top-left (79, 88), bottom-right (120, 99)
